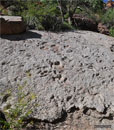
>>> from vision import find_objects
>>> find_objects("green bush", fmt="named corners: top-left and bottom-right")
top-left (109, 27), bottom-right (114, 37)
top-left (18, 2), bottom-right (39, 29)
top-left (6, 0), bottom-right (75, 31)
top-left (101, 8), bottom-right (114, 28)
top-left (61, 22), bottom-right (75, 31)
top-left (100, 8), bottom-right (114, 37)
top-left (17, 1), bottom-right (63, 31)
top-left (1, 76), bottom-right (37, 130)
top-left (85, 0), bottom-right (104, 12)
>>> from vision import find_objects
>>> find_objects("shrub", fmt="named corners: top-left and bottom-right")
top-left (7, 5), bottom-right (18, 16)
top-left (109, 27), bottom-right (114, 37)
top-left (18, 2), bottom-right (39, 30)
top-left (101, 8), bottom-right (114, 28)
top-left (1, 78), bottom-right (37, 130)
top-left (41, 15), bottom-right (62, 31)
top-left (88, 0), bottom-right (104, 11)
top-left (18, 1), bottom-right (62, 31)
top-left (61, 22), bottom-right (75, 31)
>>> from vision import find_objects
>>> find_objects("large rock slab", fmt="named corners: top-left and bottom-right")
top-left (0, 16), bottom-right (26, 35)
top-left (0, 30), bottom-right (114, 129)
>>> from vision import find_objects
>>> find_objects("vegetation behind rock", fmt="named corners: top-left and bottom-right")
top-left (0, 0), bottom-right (114, 36)
top-left (0, 0), bottom-right (114, 32)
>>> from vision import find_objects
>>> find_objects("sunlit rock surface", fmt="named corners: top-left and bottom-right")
top-left (0, 30), bottom-right (114, 129)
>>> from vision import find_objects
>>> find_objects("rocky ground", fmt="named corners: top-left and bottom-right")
top-left (0, 30), bottom-right (114, 130)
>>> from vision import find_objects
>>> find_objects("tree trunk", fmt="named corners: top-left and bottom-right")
top-left (57, 0), bottom-right (64, 23)
top-left (67, 0), bottom-right (77, 25)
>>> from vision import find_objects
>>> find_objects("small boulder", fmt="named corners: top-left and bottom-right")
top-left (98, 23), bottom-right (109, 35)
top-left (0, 16), bottom-right (26, 35)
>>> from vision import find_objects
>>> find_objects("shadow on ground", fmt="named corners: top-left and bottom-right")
top-left (0, 30), bottom-right (42, 41)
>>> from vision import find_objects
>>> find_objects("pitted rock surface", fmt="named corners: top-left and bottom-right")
top-left (0, 30), bottom-right (114, 129)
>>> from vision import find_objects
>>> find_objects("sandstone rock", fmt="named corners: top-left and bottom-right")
top-left (0, 16), bottom-right (26, 35)
top-left (0, 30), bottom-right (114, 129)
top-left (98, 23), bottom-right (109, 35)
top-left (105, 0), bottom-right (114, 9)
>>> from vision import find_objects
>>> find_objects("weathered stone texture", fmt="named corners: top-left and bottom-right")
top-left (0, 30), bottom-right (114, 129)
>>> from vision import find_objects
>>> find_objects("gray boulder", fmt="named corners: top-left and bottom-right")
top-left (0, 30), bottom-right (114, 129)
